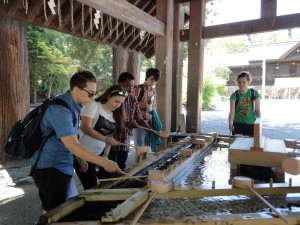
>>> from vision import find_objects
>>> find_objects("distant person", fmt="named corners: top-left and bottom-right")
top-left (228, 71), bottom-right (261, 137)
top-left (133, 68), bottom-right (162, 152)
top-left (30, 69), bottom-right (121, 214)
top-left (107, 72), bottom-right (158, 171)
top-left (74, 85), bottom-right (127, 189)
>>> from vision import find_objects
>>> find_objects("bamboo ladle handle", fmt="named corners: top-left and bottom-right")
top-left (130, 192), bottom-right (157, 225)
top-left (119, 171), bottom-right (145, 182)
top-left (118, 142), bottom-right (136, 148)
top-left (136, 125), bottom-right (158, 133)
top-left (98, 175), bottom-right (148, 182)
top-left (247, 186), bottom-right (288, 224)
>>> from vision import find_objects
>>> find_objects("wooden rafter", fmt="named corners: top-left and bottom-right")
top-left (110, 0), bottom-right (155, 47)
top-left (76, 0), bottom-right (165, 36)
top-left (57, 2), bottom-right (81, 31)
top-left (43, 6), bottom-right (57, 26)
top-left (0, 0), bottom-right (157, 57)
top-left (71, 4), bottom-right (89, 34)
top-left (102, 0), bottom-right (152, 45)
top-left (27, 0), bottom-right (44, 21)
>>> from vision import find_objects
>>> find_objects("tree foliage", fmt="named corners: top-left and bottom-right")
top-left (202, 77), bottom-right (216, 109)
top-left (64, 37), bottom-right (113, 86)
top-left (27, 25), bottom-right (113, 99)
top-left (37, 42), bottom-right (75, 97)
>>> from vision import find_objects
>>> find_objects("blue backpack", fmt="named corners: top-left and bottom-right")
top-left (4, 98), bottom-right (76, 159)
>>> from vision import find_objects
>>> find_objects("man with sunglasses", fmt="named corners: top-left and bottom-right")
top-left (30, 69), bottom-right (121, 217)
top-left (106, 72), bottom-right (158, 171)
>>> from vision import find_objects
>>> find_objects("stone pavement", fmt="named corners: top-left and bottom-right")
top-left (201, 99), bottom-right (300, 140)
top-left (1, 99), bottom-right (299, 225)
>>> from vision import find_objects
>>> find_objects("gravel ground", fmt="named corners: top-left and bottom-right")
top-left (141, 195), bottom-right (291, 219)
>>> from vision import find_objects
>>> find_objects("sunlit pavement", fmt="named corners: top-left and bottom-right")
top-left (202, 99), bottom-right (300, 140)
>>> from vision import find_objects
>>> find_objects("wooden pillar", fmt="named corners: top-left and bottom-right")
top-left (155, 0), bottom-right (174, 132)
top-left (0, 16), bottom-right (30, 162)
top-left (171, 2), bottom-right (185, 132)
top-left (261, 0), bottom-right (277, 18)
top-left (186, 0), bottom-right (205, 133)
top-left (112, 47), bottom-right (128, 84)
top-left (127, 51), bottom-right (141, 84)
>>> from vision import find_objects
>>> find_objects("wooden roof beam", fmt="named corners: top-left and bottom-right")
top-left (77, 0), bottom-right (165, 36)
top-left (203, 13), bottom-right (300, 39)
top-left (180, 13), bottom-right (300, 41)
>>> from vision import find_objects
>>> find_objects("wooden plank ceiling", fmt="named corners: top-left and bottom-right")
top-left (0, 0), bottom-right (166, 58)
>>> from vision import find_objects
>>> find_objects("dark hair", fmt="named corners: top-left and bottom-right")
top-left (95, 85), bottom-right (126, 139)
top-left (236, 71), bottom-right (252, 83)
top-left (145, 68), bottom-right (161, 81)
top-left (70, 69), bottom-right (96, 90)
top-left (118, 72), bottom-right (135, 83)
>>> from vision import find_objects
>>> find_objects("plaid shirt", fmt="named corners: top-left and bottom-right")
top-left (111, 94), bottom-right (140, 152)
top-left (124, 94), bottom-right (140, 139)
top-left (134, 84), bottom-right (157, 114)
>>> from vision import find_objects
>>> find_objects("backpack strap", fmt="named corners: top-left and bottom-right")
top-left (137, 84), bottom-right (145, 103)
top-left (30, 98), bottom-right (77, 176)
top-left (250, 88), bottom-right (255, 110)
top-left (250, 88), bottom-right (255, 101)
top-left (234, 90), bottom-right (239, 111)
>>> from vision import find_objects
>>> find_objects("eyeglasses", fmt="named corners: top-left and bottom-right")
top-left (110, 89), bottom-right (128, 97)
top-left (80, 88), bottom-right (98, 98)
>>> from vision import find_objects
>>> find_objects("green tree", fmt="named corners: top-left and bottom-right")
top-left (27, 25), bottom-right (114, 90)
top-left (27, 25), bottom-right (45, 92)
top-left (213, 66), bottom-right (230, 80)
top-left (202, 77), bottom-right (216, 109)
top-left (37, 42), bottom-right (75, 97)
top-left (65, 36), bottom-right (113, 87)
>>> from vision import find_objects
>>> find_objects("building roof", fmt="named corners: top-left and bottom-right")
top-left (226, 41), bottom-right (300, 67)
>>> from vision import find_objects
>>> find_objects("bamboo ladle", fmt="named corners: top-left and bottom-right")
top-left (118, 142), bottom-right (136, 148)
top-left (136, 125), bottom-right (169, 138)
top-left (233, 176), bottom-right (288, 224)
top-left (136, 124), bottom-right (159, 134)
top-left (118, 171), bottom-right (146, 182)
top-left (130, 180), bottom-right (169, 225)
top-left (130, 191), bottom-right (157, 225)
top-left (98, 175), bottom-right (148, 182)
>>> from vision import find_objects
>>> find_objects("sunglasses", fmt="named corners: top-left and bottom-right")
top-left (80, 88), bottom-right (98, 98)
top-left (110, 89), bottom-right (129, 97)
